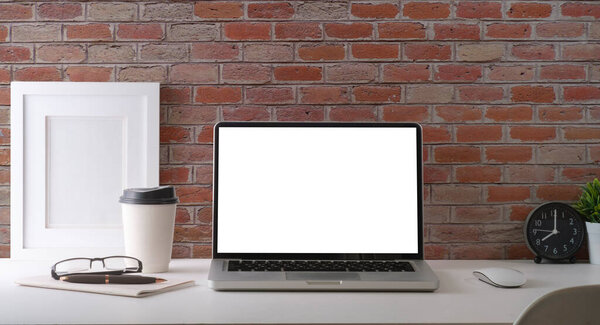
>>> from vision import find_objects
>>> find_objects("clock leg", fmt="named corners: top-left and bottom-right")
top-left (534, 256), bottom-right (542, 264)
top-left (569, 256), bottom-right (577, 264)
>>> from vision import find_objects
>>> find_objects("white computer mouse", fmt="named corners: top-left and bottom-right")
top-left (473, 267), bottom-right (526, 288)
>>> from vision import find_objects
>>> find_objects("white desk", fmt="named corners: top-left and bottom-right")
top-left (0, 259), bottom-right (598, 325)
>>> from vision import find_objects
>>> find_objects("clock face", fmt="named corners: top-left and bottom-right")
top-left (525, 202), bottom-right (585, 260)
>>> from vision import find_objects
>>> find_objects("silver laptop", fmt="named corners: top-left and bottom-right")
top-left (208, 122), bottom-right (439, 291)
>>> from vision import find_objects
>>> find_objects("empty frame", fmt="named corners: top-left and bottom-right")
top-left (11, 82), bottom-right (159, 259)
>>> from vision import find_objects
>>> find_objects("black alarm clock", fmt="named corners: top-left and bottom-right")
top-left (524, 202), bottom-right (585, 264)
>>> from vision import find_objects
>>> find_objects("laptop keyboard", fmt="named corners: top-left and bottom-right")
top-left (227, 260), bottom-right (414, 272)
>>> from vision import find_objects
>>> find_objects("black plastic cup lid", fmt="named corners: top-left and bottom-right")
top-left (119, 186), bottom-right (179, 205)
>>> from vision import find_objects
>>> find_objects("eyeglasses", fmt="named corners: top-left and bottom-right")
top-left (51, 256), bottom-right (143, 280)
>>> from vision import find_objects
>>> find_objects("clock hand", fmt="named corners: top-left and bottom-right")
top-left (553, 209), bottom-right (557, 232)
top-left (533, 229), bottom-right (554, 233)
top-left (542, 232), bottom-right (554, 241)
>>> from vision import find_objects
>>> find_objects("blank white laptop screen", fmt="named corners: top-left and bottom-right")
top-left (217, 126), bottom-right (419, 254)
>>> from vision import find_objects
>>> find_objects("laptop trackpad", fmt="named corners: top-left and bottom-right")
top-left (286, 272), bottom-right (360, 281)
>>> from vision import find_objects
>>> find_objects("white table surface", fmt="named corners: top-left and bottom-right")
top-left (1, 259), bottom-right (598, 325)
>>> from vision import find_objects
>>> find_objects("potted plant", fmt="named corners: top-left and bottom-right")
top-left (574, 178), bottom-right (600, 264)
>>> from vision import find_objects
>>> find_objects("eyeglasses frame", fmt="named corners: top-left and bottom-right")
top-left (51, 255), bottom-right (143, 280)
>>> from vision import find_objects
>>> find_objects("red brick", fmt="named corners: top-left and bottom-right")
top-left (509, 205), bottom-right (535, 221)
top-left (539, 106), bottom-right (583, 122)
top-left (405, 44), bottom-right (451, 61)
top-left (434, 146), bottom-right (480, 163)
top-left (170, 64), bottom-right (218, 84)
top-left (562, 168), bottom-right (600, 183)
top-left (485, 105), bottom-right (532, 122)
top-left (66, 24), bottom-right (112, 41)
top-left (0, 25), bottom-right (7, 42)
top-left (117, 24), bottom-right (163, 40)
top-left (536, 185), bottom-right (581, 202)
top-left (452, 245), bottom-right (504, 259)
top-left (195, 87), bottom-right (242, 104)
top-left (160, 166), bottom-right (191, 184)
top-left (507, 3), bottom-right (552, 18)
top-left (168, 106), bottom-right (217, 124)
top-left (563, 127), bottom-right (600, 141)
top-left (173, 224), bottom-right (212, 242)
top-left (172, 245), bottom-right (191, 258)
top-left (222, 106), bottom-right (271, 121)
top-left (0, 147), bottom-right (9, 165)
top-left (352, 44), bottom-right (399, 59)
top-left (510, 126), bottom-right (556, 142)
top-left (36, 44), bottom-right (85, 63)
top-left (540, 65), bottom-right (586, 80)
top-left (487, 186), bottom-right (530, 202)
top-left (0, 128), bottom-right (8, 145)
top-left (511, 44), bottom-right (555, 60)
top-left (197, 125), bottom-right (213, 144)
top-left (192, 43), bottom-right (240, 61)
top-left (225, 23), bottom-right (270, 41)
top-left (457, 125), bottom-right (503, 143)
top-left (453, 206), bottom-right (502, 223)
top-left (561, 3), bottom-right (600, 19)
top-left (298, 44), bottom-right (345, 61)
top-left (383, 64), bottom-right (430, 82)
top-left (0, 88), bottom-right (9, 106)
top-left (403, 2), bottom-right (450, 19)
top-left (66, 66), bottom-right (113, 82)
top-left (326, 63), bottom-right (376, 83)
top-left (431, 186), bottom-right (481, 204)
top-left (382, 105), bottom-right (429, 122)
top-left (486, 23), bottom-right (531, 39)
top-left (194, 2), bottom-right (243, 19)
top-left (0, 4), bottom-right (33, 20)
top-left (378, 22), bottom-right (426, 39)
top-left (161, 87), bottom-right (191, 104)
top-left (222, 63), bottom-right (271, 84)
top-left (435, 65), bottom-right (481, 82)
top-left (275, 106), bottom-right (324, 121)
top-left (171, 145), bottom-right (212, 164)
top-left (458, 86), bottom-right (504, 102)
top-left (176, 186), bottom-right (212, 205)
top-left (507, 166), bottom-right (555, 183)
top-left (274, 66), bottom-right (322, 81)
top-left (424, 166), bottom-right (451, 183)
top-left (0, 46), bottom-right (31, 62)
top-left (248, 3), bottom-right (294, 19)
top-left (300, 86), bottom-right (349, 104)
top-left (537, 23), bottom-right (585, 38)
top-left (488, 65), bottom-right (534, 81)
top-left (192, 245), bottom-right (212, 258)
top-left (246, 87), bottom-right (295, 104)
top-left (563, 86), bottom-right (600, 102)
top-left (563, 44), bottom-right (600, 60)
top-left (511, 86), bottom-right (555, 103)
top-left (424, 245), bottom-right (449, 259)
top-left (423, 126), bottom-right (451, 143)
top-left (275, 23), bottom-right (321, 40)
top-left (434, 23), bottom-right (480, 40)
top-left (160, 126), bottom-right (192, 144)
top-left (456, 2), bottom-right (502, 19)
top-left (195, 165), bottom-right (213, 184)
top-left (434, 105), bottom-right (481, 122)
top-left (353, 86), bottom-right (401, 103)
top-left (325, 23), bottom-right (373, 39)
top-left (38, 3), bottom-right (82, 20)
top-left (456, 166), bottom-right (501, 183)
top-left (14, 66), bottom-right (61, 81)
top-left (0, 68), bottom-right (10, 84)
top-left (351, 3), bottom-right (399, 18)
top-left (329, 106), bottom-right (376, 121)
top-left (485, 146), bottom-right (532, 163)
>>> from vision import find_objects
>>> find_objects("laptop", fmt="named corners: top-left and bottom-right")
top-left (208, 122), bottom-right (439, 291)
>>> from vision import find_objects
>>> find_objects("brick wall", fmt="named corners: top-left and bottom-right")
top-left (0, 1), bottom-right (599, 259)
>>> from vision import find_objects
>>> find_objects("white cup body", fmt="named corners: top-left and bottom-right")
top-left (121, 203), bottom-right (176, 273)
top-left (586, 222), bottom-right (600, 265)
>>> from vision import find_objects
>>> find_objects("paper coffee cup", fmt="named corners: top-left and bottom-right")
top-left (120, 186), bottom-right (178, 273)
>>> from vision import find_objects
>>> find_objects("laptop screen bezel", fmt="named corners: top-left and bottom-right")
top-left (212, 122), bottom-right (424, 260)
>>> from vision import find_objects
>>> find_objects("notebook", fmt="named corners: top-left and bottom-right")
top-left (16, 276), bottom-right (195, 298)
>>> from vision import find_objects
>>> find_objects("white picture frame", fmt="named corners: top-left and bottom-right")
top-left (10, 82), bottom-right (159, 260)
